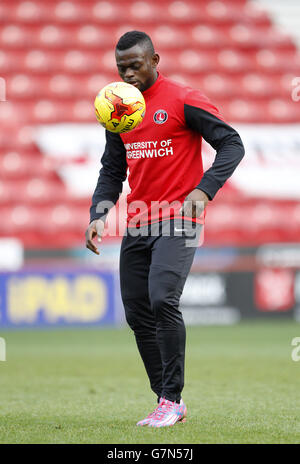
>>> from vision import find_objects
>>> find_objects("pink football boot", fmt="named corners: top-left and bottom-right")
top-left (136, 398), bottom-right (164, 426)
top-left (148, 397), bottom-right (187, 427)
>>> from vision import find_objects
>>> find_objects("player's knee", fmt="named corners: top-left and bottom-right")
top-left (123, 305), bottom-right (138, 331)
top-left (151, 292), bottom-right (166, 315)
top-left (151, 294), bottom-right (178, 321)
top-left (149, 270), bottom-right (182, 318)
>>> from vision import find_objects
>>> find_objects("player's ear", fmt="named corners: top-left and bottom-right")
top-left (152, 53), bottom-right (160, 68)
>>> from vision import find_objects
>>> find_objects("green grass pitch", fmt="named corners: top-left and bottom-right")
top-left (0, 321), bottom-right (299, 444)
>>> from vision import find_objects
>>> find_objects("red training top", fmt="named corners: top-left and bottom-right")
top-left (90, 73), bottom-right (244, 227)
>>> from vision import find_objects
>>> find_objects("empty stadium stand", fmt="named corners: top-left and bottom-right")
top-left (1, 0), bottom-right (300, 248)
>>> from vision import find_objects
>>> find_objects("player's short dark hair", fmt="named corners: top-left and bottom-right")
top-left (116, 31), bottom-right (155, 54)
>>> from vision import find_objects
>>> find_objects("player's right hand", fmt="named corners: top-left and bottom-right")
top-left (85, 219), bottom-right (105, 255)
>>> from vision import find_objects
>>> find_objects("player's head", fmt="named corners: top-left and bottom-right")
top-left (115, 31), bottom-right (160, 92)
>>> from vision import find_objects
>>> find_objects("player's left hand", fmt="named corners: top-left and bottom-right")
top-left (179, 189), bottom-right (209, 218)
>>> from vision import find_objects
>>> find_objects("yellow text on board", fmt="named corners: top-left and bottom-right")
top-left (7, 275), bottom-right (108, 323)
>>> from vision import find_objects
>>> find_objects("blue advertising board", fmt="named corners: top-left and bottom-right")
top-left (0, 269), bottom-right (118, 327)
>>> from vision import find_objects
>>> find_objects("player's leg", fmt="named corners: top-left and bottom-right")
top-left (119, 232), bottom-right (163, 400)
top-left (148, 221), bottom-right (201, 405)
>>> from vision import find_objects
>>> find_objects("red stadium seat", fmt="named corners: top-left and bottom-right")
top-left (222, 99), bottom-right (268, 123)
top-left (226, 24), bottom-right (294, 50)
top-left (72, 100), bottom-right (95, 121)
top-left (240, 74), bottom-right (278, 99)
top-left (206, 1), bottom-right (238, 23)
top-left (201, 74), bottom-right (238, 99)
top-left (280, 73), bottom-right (299, 97)
top-left (7, 74), bottom-right (50, 99)
top-left (53, 1), bottom-right (87, 22)
top-left (6, 1), bottom-right (87, 24)
top-left (87, 74), bottom-right (118, 96)
top-left (92, 1), bottom-right (124, 22)
top-left (128, 2), bottom-right (159, 21)
top-left (23, 178), bottom-right (67, 204)
top-left (0, 0), bottom-right (299, 248)
top-left (0, 3), bottom-right (9, 24)
top-left (33, 204), bottom-right (88, 237)
top-left (180, 50), bottom-right (214, 72)
top-left (47, 74), bottom-right (74, 98)
top-left (242, 1), bottom-right (271, 26)
top-left (76, 25), bottom-right (110, 48)
top-left (203, 1), bottom-right (268, 26)
top-left (0, 24), bottom-right (29, 47)
top-left (0, 151), bottom-right (55, 179)
top-left (15, 126), bottom-right (37, 150)
top-left (99, 49), bottom-right (118, 72)
top-left (191, 24), bottom-right (227, 48)
top-left (33, 100), bottom-right (60, 122)
top-left (47, 204), bottom-right (73, 231)
top-left (0, 206), bottom-right (36, 234)
top-left (0, 126), bottom-right (37, 152)
top-left (151, 25), bottom-right (186, 49)
top-left (0, 181), bottom-right (14, 205)
top-left (167, 1), bottom-right (195, 21)
top-left (160, 50), bottom-right (218, 74)
top-left (268, 99), bottom-right (300, 123)
top-left (7, 74), bottom-right (34, 98)
top-left (217, 49), bottom-right (255, 73)
top-left (255, 49), bottom-right (300, 73)
top-left (261, 27), bottom-right (295, 50)
top-left (24, 49), bottom-right (52, 72)
top-left (15, 1), bottom-right (46, 22)
top-left (0, 101), bottom-right (24, 127)
top-left (229, 24), bottom-right (258, 48)
top-left (43, 74), bottom-right (117, 99)
top-left (0, 50), bottom-right (18, 72)
top-left (5, 100), bottom-right (94, 123)
top-left (63, 50), bottom-right (99, 72)
top-left (39, 24), bottom-right (71, 47)
top-left (4, 50), bottom-right (104, 74)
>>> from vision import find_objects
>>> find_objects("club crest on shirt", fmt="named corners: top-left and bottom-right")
top-left (153, 109), bottom-right (168, 124)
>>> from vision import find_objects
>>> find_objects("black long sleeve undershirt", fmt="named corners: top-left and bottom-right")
top-left (90, 130), bottom-right (127, 223)
top-left (184, 104), bottom-right (245, 200)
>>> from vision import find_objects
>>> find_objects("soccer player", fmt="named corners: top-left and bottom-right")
top-left (85, 31), bottom-right (244, 427)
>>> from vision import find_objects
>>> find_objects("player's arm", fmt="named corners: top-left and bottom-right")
top-left (86, 130), bottom-right (127, 254)
top-left (182, 91), bottom-right (245, 217)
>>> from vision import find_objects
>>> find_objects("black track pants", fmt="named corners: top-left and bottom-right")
top-left (119, 219), bottom-right (201, 403)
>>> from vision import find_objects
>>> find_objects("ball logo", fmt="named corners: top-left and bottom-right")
top-left (154, 109), bottom-right (168, 124)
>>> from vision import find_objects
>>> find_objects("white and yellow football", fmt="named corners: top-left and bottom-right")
top-left (94, 82), bottom-right (146, 133)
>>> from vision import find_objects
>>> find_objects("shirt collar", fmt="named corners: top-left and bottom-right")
top-left (142, 71), bottom-right (163, 99)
